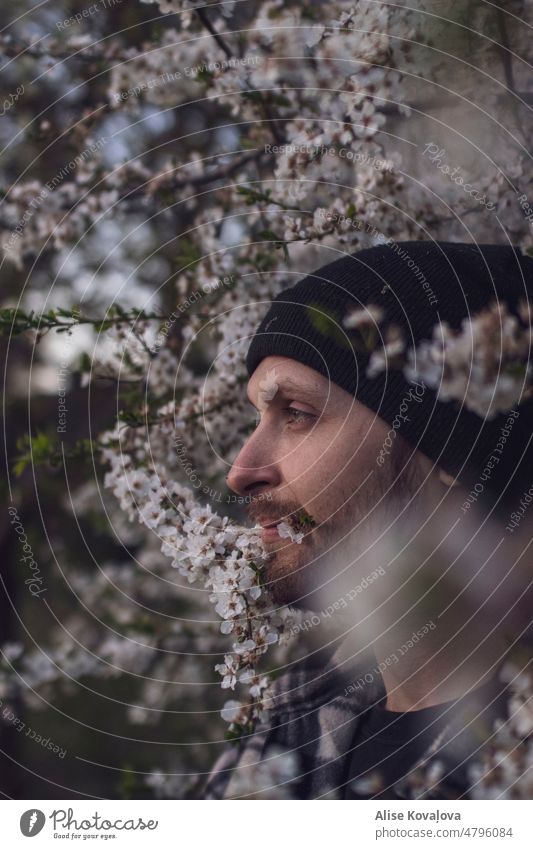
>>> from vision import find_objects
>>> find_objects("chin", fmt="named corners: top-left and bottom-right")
top-left (260, 541), bottom-right (320, 609)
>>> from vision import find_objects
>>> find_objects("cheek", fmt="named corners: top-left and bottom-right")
top-left (280, 423), bottom-right (372, 507)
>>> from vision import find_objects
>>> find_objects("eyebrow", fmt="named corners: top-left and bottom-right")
top-left (247, 377), bottom-right (327, 408)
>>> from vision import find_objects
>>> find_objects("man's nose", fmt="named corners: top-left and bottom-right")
top-left (226, 431), bottom-right (281, 496)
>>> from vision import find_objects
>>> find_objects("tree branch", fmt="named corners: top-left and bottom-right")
top-left (194, 7), bottom-right (285, 145)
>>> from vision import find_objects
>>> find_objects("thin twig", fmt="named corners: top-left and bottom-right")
top-left (495, 5), bottom-right (516, 94)
top-left (0, 151), bottom-right (266, 233)
top-left (194, 7), bottom-right (284, 145)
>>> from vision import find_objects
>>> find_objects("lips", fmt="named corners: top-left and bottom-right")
top-left (261, 522), bottom-right (282, 541)
top-left (255, 517), bottom-right (284, 541)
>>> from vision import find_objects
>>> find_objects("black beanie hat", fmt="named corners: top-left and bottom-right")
top-left (245, 241), bottom-right (533, 512)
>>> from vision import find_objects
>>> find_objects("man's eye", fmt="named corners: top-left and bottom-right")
top-left (283, 406), bottom-right (316, 426)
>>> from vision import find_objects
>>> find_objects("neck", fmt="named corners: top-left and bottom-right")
top-left (374, 617), bottom-right (506, 712)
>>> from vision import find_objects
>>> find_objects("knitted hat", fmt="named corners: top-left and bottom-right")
top-left (246, 241), bottom-right (533, 511)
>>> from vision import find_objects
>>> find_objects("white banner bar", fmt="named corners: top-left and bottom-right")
top-left (3, 799), bottom-right (533, 848)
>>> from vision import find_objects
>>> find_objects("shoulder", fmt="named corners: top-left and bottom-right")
top-left (395, 655), bottom-right (533, 800)
top-left (200, 636), bottom-right (355, 799)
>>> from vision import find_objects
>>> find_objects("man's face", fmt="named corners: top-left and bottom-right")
top-left (226, 356), bottom-right (405, 608)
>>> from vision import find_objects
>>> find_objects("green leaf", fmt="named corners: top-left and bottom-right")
top-left (242, 90), bottom-right (263, 103)
top-left (13, 431), bottom-right (53, 477)
top-left (196, 68), bottom-right (214, 84)
top-left (12, 433), bottom-right (95, 477)
top-left (118, 409), bottom-right (144, 427)
top-left (258, 228), bottom-right (289, 259)
top-left (117, 764), bottom-right (140, 800)
top-left (271, 93), bottom-right (292, 107)
top-left (295, 509), bottom-right (316, 528)
top-left (224, 720), bottom-right (254, 743)
top-left (79, 351), bottom-right (92, 372)
top-left (13, 456), bottom-right (30, 478)
top-left (505, 362), bottom-right (528, 377)
top-left (175, 238), bottom-right (201, 270)
top-left (236, 186), bottom-right (271, 206)
top-left (307, 303), bottom-right (351, 348)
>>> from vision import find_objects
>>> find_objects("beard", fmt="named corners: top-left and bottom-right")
top-left (245, 444), bottom-right (418, 610)
top-left (246, 497), bottom-right (314, 606)
top-left (246, 486), bottom-right (382, 609)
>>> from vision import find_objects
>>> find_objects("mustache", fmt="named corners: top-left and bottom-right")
top-left (246, 498), bottom-right (314, 528)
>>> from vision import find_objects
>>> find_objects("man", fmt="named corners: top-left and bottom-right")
top-left (201, 241), bottom-right (533, 800)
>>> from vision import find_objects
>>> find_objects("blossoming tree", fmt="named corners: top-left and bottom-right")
top-left (1, 0), bottom-right (532, 797)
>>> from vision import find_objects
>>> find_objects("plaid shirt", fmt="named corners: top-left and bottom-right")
top-left (200, 633), bottom-right (524, 800)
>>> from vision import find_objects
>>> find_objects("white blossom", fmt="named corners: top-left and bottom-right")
top-left (405, 302), bottom-right (532, 418)
top-left (277, 521), bottom-right (304, 544)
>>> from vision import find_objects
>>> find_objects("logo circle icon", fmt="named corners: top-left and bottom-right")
top-left (20, 810), bottom-right (46, 837)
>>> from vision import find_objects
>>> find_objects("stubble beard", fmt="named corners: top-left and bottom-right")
top-left (246, 496), bottom-right (315, 607)
top-left (247, 492), bottom-right (374, 610)
top-left (262, 534), bottom-right (315, 607)
top-left (246, 453), bottom-right (415, 610)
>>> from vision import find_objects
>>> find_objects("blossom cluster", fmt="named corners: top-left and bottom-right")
top-left (100, 427), bottom-right (303, 731)
top-left (346, 298), bottom-right (533, 419)
top-left (468, 662), bottom-right (533, 800)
